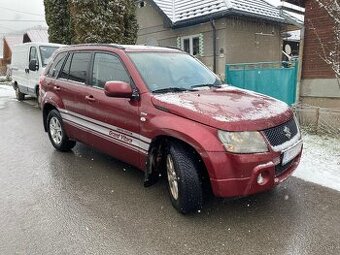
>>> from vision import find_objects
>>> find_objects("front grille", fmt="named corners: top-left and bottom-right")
top-left (263, 118), bottom-right (298, 147)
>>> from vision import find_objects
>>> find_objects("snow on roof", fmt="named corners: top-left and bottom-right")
top-left (152, 0), bottom-right (286, 25)
top-left (4, 35), bottom-right (23, 51)
top-left (24, 29), bottom-right (49, 43)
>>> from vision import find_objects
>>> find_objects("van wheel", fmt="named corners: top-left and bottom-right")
top-left (47, 110), bottom-right (76, 152)
top-left (166, 141), bottom-right (203, 214)
top-left (36, 89), bottom-right (41, 109)
top-left (15, 87), bottom-right (25, 101)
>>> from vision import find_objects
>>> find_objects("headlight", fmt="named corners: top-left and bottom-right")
top-left (218, 131), bottom-right (268, 153)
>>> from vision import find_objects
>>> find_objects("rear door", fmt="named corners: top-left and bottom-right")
top-left (82, 51), bottom-right (145, 168)
top-left (53, 51), bottom-right (92, 142)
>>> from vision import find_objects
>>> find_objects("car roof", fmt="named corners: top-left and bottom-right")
top-left (59, 44), bottom-right (183, 53)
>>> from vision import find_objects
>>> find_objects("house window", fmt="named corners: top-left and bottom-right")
top-left (180, 34), bottom-right (203, 56)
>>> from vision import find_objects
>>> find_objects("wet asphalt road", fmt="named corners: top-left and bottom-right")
top-left (0, 88), bottom-right (340, 255)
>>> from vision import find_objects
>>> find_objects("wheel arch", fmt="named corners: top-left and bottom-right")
top-left (146, 134), bottom-right (212, 193)
top-left (43, 103), bottom-right (58, 132)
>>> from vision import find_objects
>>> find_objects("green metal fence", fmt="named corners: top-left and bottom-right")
top-left (225, 61), bottom-right (298, 105)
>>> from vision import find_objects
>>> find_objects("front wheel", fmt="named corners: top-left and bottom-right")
top-left (166, 142), bottom-right (203, 214)
top-left (47, 109), bottom-right (76, 152)
top-left (15, 87), bottom-right (25, 101)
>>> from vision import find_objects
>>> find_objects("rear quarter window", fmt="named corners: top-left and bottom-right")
top-left (46, 52), bottom-right (67, 78)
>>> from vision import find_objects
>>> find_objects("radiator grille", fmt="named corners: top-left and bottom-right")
top-left (263, 118), bottom-right (298, 147)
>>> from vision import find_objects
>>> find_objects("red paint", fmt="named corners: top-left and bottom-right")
top-left (41, 45), bottom-right (302, 198)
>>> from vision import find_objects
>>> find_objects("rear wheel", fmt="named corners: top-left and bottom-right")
top-left (15, 87), bottom-right (25, 101)
top-left (166, 141), bottom-right (203, 214)
top-left (47, 110), bottom-right (76, 151)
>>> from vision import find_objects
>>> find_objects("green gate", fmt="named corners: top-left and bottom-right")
top-left (225, 61), bottom-right (298, 105)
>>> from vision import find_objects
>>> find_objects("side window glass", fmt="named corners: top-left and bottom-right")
top-left (29, 47), bottom-right (39, 65)
top-left (91, 53), bottom-right (130, 88)
top-left (68, 52), bottom-right (92, 83)
top-left (59, 54), bottom-right (72, 80)
top-left (47, 52), bottom-right (67, 78)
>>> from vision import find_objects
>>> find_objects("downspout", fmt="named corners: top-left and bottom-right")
top-left (210, 19), bottom-right (217, 74)
top-left (296, 26), bottom-right (305, 105)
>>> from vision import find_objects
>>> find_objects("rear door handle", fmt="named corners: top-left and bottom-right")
top-left (53, 86), bottom-right (60, 91)
top-left (85, 95), bottom-right (96, 102)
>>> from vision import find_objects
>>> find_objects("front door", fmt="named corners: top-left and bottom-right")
top-left (28, 46), bottom-right (40, 96)
top-left (83, 52), bottom-right (144, 168)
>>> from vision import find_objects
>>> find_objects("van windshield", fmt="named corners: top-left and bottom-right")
top-left (40, 46), bottom-right (59, 67)
top-left (128, 52), bottom-right (221, 92)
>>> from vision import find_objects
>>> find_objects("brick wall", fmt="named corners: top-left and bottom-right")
top-left (302, 0), bottom-right (336, 79)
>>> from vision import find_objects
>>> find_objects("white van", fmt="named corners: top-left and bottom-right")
top-left (11, 42), bottom-right (63, 103)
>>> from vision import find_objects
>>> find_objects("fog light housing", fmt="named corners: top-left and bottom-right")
top-left (257, 173), bottom-right (265, 185)
top-left (257, 171), bottom-right (270, 185)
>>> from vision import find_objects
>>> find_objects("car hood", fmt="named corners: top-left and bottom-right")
top-left (151, 86), bottom-right (293, 131)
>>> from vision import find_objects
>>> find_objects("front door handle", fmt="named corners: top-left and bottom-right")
top-left (53, 86), bottom-right (61, 91)
top-left (85, 95), bottom-right (96, 102)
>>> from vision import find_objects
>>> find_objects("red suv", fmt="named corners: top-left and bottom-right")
top-left (40, 44), bottom-right (302, 214)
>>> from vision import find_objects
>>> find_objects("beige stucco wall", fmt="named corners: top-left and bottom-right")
top-left (136, 0), bottom-right (282, 80)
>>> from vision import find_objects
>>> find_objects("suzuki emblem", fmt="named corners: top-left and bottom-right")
top-left (283, 126), bottom-right (292, 139)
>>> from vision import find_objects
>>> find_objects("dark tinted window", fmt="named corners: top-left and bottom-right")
top-left (29, 46), bottom-right (38, 62)
top-left (68, 52), bottom-right (92, 83)
top-left (91, 53), bottom-right (130, 88)
top-left (47, 52), bottom-right (67, 78)
top-left (59, 54), bottom-right (72, 80)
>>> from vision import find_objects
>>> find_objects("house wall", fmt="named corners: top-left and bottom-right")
top-left (3, 40), bottom-right (12, 64)
top-left (136, 0), bottom-right (282, 81)
top-left (301, 0), bottom-right (340, 106)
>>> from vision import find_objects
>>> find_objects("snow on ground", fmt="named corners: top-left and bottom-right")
top-left (0, 83), bottom-right (15, 109)
top-left (0, 83), bottom-right (339, 191)
top-left (294, 132), bottom-right (340, 192)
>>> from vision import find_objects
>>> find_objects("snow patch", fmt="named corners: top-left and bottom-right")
top-left (294, 133), bottom-right (340, 192)
top-left (154, 93), bottom-right (198, 112)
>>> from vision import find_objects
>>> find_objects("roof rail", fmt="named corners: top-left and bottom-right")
top-left (164, 46), bottom-right (182, 51)
top-left (64, 43), bottom-right (125, 50)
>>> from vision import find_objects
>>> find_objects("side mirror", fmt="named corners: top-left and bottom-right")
top-left (29, 59), bottom-right (39, 72)
top-left (104, 81), bottom-right (133, 98)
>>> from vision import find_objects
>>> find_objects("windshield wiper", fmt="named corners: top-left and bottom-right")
top-left (152, 87), bottom-right (192, 94)
top-left (191, 84), bottom-right (222, 89)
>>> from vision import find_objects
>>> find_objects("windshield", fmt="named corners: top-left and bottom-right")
top-left (128, 52), bottom-right (222, 92)
top-left (40, 46), bottom-right (59, 67)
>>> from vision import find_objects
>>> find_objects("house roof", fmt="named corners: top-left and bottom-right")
top-left (152, 0), bottom-right (289, 26)
top-left (24, 29), bottom-right (49, 43)
top-left (4, 35), bottom-right (23, 52)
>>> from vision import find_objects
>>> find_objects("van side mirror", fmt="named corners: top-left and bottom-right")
top-left (29, 59), bottom-right (39, 72)
top-left (104, 81), bottom-right (133, 98)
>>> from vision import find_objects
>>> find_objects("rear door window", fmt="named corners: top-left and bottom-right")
top-left (68, 52), bottom-right (92, 84)
top-left (91, 53), bottom-right (130, 88)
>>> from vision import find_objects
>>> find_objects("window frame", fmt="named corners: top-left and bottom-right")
top-left (89, 51), bottom-right (132, 90)
top-left (180, 34), bottom-right (201, 56)
top-left (57, 50), bottom-right (93, 86)
top-left (46, 51), bottom-right (68, 78)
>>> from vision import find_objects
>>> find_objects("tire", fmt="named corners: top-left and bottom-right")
top-left (36, 89), bottom-right (41, 110)
top-left (47, 109), bottom-right (76, 152)
top-left (15, 86), bottom-right (25, 101)
top-left (166, 141), bottom-right (203, 214)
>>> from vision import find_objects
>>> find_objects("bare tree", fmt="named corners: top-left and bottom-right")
top-left (312, 0), bottom-right (340, 87)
